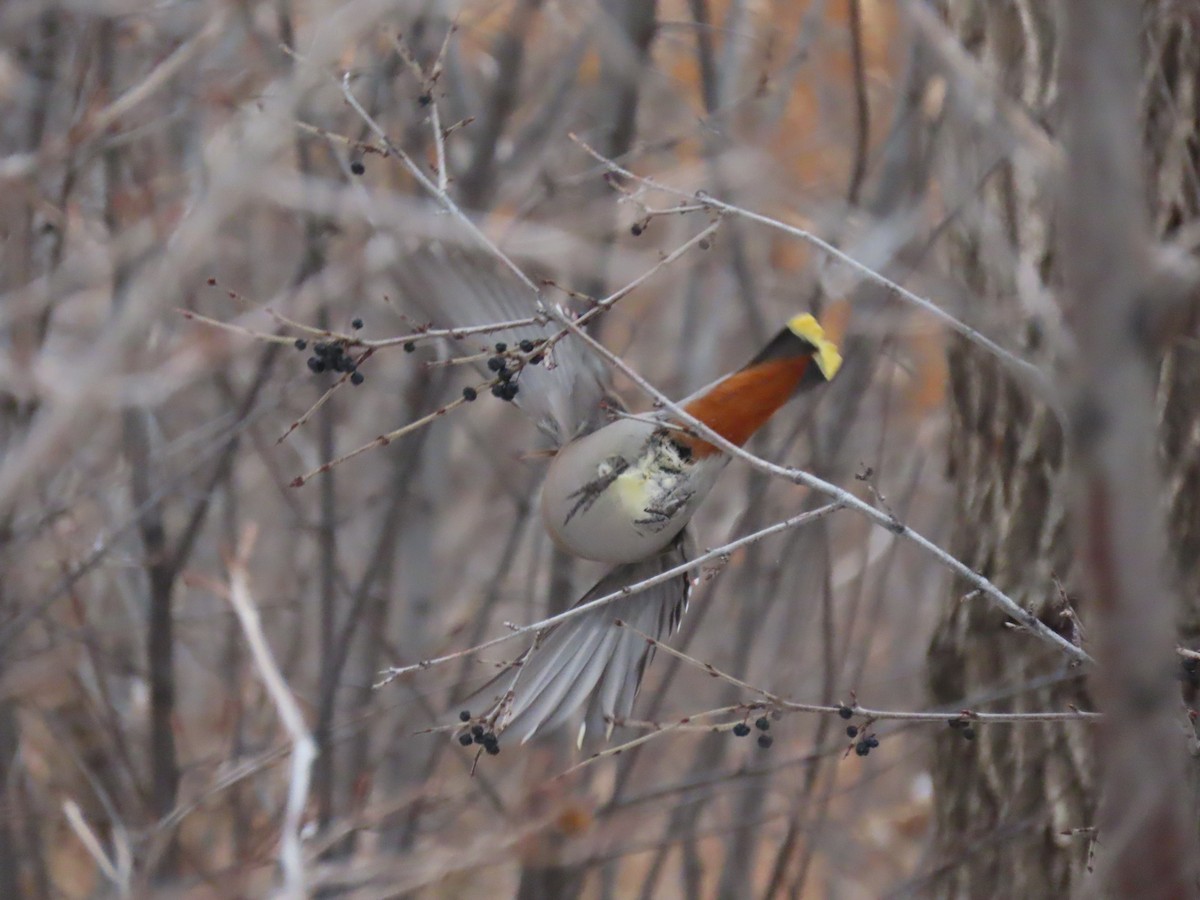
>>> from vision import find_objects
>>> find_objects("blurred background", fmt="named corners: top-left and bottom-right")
top-left (1, 1), bottom-right (1198, 897)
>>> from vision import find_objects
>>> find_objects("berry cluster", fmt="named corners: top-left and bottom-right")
top-left (853, 734), bottom-right (881, 757)
top-left (456, 338), bottom-right (549, 405)
top-left (838, 705), bottom-right (881, 756)
top-left (487, 343), bottom-right (520, 402)
top-left (731, 713), bottom-right (774, 748)
top-left (480, 339), bottom-right (547, 403)
top-left (456, 710), bottom-right (501, 756)
top-left (296, 318), bottom-right (366, 385)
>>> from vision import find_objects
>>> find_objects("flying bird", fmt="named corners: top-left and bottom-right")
top-left (396, 246), bottom-right (842, 746)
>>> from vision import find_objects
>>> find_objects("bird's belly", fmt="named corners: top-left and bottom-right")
top-left (540, 422), bottom-right (707, 564)
top-left (543, 480), bottom-right (696, 563)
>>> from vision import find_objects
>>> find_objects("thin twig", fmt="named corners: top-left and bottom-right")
top-left (290, 392), bottom-right (473, 487)
top-left (845, 0), bottom-right (870, 205)
top-left (570, 133), bottom-right (1057, 408)
top-left (376, 502), bottom-right (845, 686)
top-left (618, 622), bottom-right (1101, 725)
top-left (62, 801), bottom-right (127, 894)
top-left (340, 73), bottom-right (542, 296)
top-left (276, 348), bottom-right (373, 445)
top-left (225, 527), bottom-right (316, 900)
top-left (178, 309), bottom-right (297, 345)
top-left (186, 305), bottom-right (547, 351)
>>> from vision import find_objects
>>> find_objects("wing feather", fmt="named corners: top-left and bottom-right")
top-left (462, 533), bottom-right (692, 745)
top-left (393, 245), bottom-right (615, 443)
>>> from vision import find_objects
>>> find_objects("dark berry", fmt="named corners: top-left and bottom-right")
top-left (351, 317), bottom-right (364, 330)
top-left (458, 733), bottom-right (473, 746)
top-left (485, 742), bottom-right (501, 756)
top-left (631, 222), bottom-right (643, 236)
top-left (491, 384), bottom-right (505, 398)
top-left (459, 710), bottom-right (471, 722)
top-left (866, 736), bottom-right (879, 748)
top-left (855, 741), bottom-right (870, 757)
top-left (462, 386), bottom-right (478, 401)
top-left (757, 734), bottom-right (773, 749)
top-left (471, 724), bottom-right (484, 738)
top-left (294, 338), bottom-right (307, 350)
top-left (418, 92), bottom-right (432, 107)
top-left (404, 341), bottom-right (416, 353)
top-left (948, 718), bottom-right (966, 729)
top-left (732, 722), bottom-right (751, 737)
top-left (698, 238), bottom-right (711, 250)
top-left (962, 728), bottom-right (976, 741)
top-left (519, 339), bottom-right (535, 352)
top-left (838, 706), bottom-right (853, 720)
top-left (846, 725), bottom-right (858, 738)
top-left (755, 717), bottom-right (770, 731)
top-left (350, 371), bottom-right (365, 385)
top-left (494, 342), bottom-right (507, 352)
top-left (350, 160), bottom-right (366, 176)
top-left (504, 383), bottom-right (519, 400)
top-left (482, 732), bottom-right (498, 745)
top-left (307, 357), bottom-right (326, 373)
top-left (487, 356), bottom-right (504, 372)
top-left (314, 341), bottom-right (328, 354)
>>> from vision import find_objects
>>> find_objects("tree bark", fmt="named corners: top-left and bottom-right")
top-left (926, 2), bottom-right (1200, 895)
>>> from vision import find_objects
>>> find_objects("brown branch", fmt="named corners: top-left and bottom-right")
top-left (845, 0), bottom-right (870, 205)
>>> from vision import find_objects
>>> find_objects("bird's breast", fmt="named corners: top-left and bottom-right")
top-left (541, 419), bottom-right (719, 564)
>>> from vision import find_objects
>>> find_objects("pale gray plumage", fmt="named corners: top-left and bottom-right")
top-left (394, 246), bottom-right (839, 746)
top-left (461, 534), bottom-right (692, 745)
top-left (392, 245), bottom-right (615, 443)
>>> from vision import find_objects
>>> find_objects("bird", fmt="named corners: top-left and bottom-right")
top-left (394, 245), bottom-right (842, 746)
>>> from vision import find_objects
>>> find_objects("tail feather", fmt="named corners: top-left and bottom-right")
top-left (584, 599), bottom-right (664, 742)
top-left (539, 627), bottom-right (620, 736)
top-left (462, 534), bottom-right (692, 745)
top-left (507, 622), bottom-right (609, 742)
top-left (509, 621), bottom-right (599, 716)
top-left (593, 626), bottom-right (639, 738)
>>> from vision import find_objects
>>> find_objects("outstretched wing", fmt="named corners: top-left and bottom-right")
top-left (393, 245), bottom-right (616, 444)
top-left (461, 533), bottom-right (693, 746)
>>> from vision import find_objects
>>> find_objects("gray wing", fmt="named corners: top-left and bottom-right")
top-left (461, 532), bottom-right (693, 747)
top-left (392, 245), bottom-right (615, 444)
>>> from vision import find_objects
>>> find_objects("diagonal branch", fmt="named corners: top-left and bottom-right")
top-left (557, 314), bottom-right (1093, 665)
top-left (376, 503), bottom-right (845, 685)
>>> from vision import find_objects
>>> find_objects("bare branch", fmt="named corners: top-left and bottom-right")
top-left (557, 309), bottom-right (1093, 665)
top-left (225, 528), bottom-right (316, 899)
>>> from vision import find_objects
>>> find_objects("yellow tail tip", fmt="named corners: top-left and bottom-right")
top-left (787, 313), bottom-right (843, 381)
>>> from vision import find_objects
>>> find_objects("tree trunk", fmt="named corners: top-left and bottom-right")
top-left (926, 2), bottom-right (1200, 895)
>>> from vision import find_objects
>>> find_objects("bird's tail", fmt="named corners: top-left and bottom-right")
top-left (460, 535), bottom-right (693, 747)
